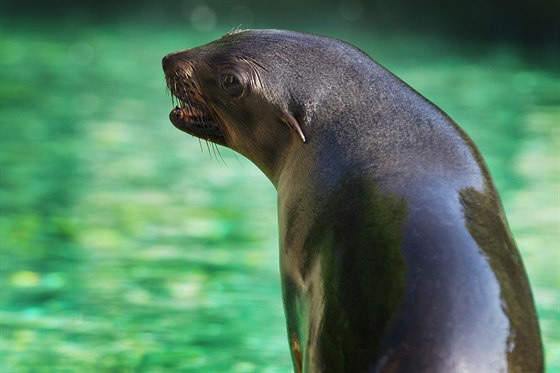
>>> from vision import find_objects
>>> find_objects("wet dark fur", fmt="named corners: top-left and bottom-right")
top-left (162, 30), bottom-right (544, 373)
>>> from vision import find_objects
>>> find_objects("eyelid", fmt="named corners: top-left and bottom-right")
top-left (218, 71), bottom-right (245, 97)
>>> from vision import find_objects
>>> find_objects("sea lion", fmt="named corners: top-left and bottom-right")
top-left (162, 29), bottom-right (543, 372)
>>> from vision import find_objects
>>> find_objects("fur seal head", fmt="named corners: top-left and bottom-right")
top-left (162, 29), bottom-right (372, 181)
top-left (162, 30), bottom-right (313, 179)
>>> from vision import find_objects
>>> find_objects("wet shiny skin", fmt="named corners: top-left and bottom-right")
top-left (163, 29), bottom-right (543, 372)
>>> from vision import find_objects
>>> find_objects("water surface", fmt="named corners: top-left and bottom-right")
top-left (1, 20), bottom-right (558, 372)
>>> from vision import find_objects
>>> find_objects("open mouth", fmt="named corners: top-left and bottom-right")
top-left (167, 77), bottom-right (226, 146)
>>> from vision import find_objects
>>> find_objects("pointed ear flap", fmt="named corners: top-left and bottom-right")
top-left (281, 110), bottom-right (306, 143)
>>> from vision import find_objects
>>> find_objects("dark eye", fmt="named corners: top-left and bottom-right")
top-left (219, 73), bottom-right (244, 97)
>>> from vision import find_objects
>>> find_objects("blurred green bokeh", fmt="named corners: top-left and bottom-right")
top-left (0, 2), bottom-right (558, 372)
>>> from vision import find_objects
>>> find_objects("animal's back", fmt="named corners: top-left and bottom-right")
top-left (278, 69), bottom-right (543, 372)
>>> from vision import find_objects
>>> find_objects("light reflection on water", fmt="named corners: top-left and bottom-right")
top-left (0, 20), bottom-right (558, 372)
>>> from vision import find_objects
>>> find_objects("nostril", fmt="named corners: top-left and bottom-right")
top-left (162, 53), bottom-right (174, 72)
top-left (162, 50), bottom-right (193, 73)
top-left (162, 51), bottom-right (183, 72)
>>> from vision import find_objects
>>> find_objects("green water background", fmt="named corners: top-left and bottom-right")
top-left (0, 8), bottom-right (558, 373)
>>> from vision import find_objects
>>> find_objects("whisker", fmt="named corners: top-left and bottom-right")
top-left (198, 138), bottom-right (204, 153)
top-left (211, 141), bottom-right (219, 161)
top-left (231, 150), bottom-right (245, 168)
top-left (205, 140), bottom-right (213, 160)
top-left (215, 143), bottom-right (227, 166)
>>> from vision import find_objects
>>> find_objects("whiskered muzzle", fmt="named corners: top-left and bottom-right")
top-left (164, 65), bottom-right (227, 146)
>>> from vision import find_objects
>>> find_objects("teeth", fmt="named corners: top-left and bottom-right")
top-left (172, 95), bottom-right (211, 123)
